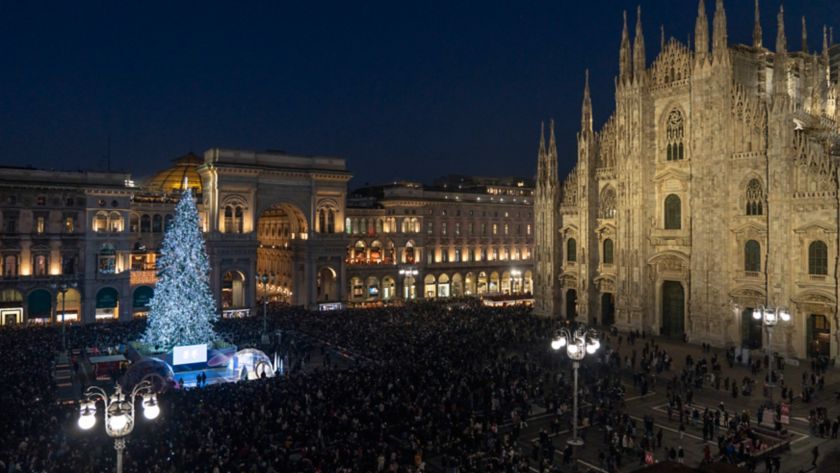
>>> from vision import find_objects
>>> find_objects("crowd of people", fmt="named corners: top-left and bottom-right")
top-left (0, 299), bottom-right (836, 472)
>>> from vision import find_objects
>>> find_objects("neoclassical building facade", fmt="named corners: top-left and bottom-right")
top-left (535, 1), bottom-right (840, 360)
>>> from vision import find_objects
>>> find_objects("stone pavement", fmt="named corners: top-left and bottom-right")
top-left (515, 330), bottom-right (840, 473)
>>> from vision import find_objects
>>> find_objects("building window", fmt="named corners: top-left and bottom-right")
top-left (64, 216), bottom-right (75, 233)
top-left (4, 213), bottom-right (19, 233)
top-left (481, 223), bottom-right (487, 235)
top-left (164, 214), bottom-right (174, 232)
top-left (234, 207), bottom-right (243, 233)
top-left (455, 222), bottom-right (460, 236)
top-left (33, 255), bottom-right (47, 276)
top-left (567, 238), bottom-right (577, 262)
top-left (98, 245), bottom-right (116, 274)
top-left (746, 179), bottom-right (763, 216)
top-left (808, 241), bottom-right (828, 275)
top-left (480, 248), bottom-right (487, 261)
top-left (665, 108), bottom-right (685, 161)
top-left (152, 214), bottom-right (163, 233)
top-left (94, 212), bottom-right (108, 232)
top-left (108, 212), bottom-right (123, 232)
top-left (664, 194), bottom-right (681, 230)
top-left (600, 187), bottom-right (617, 219)
top-left (427, 222), bottom-right (433, 235)
top-left (62, 254), bottom-right (76, 275)
top-left (36, 195), bottom-right (46, 206)
top-left (504, 224), bottom-right (509, 235)
top-left (603, 239), bottom-right (614, 264)
top-left (35, 216), bottom-right (45, 234)
top-left (745, 240), bottom-right (761, 272)
top-left (526, 224), bottom-right (532, 236)
top-left (492, 248), bottom-right (498, 261)
top-left (442, 222), bottom-right (447, 236)
top-left (468, 222), bottom-right (474, 235)
top-left (454, 248), bottom-right (461, 262)
top-left (442, 250), bottom-right (449, 263)
top-left (141, 214), bottom-right (151, 233)
top-left (492, 224), bottom-right (498, 235)
top-left (4, 255), bottom-right (17, 277)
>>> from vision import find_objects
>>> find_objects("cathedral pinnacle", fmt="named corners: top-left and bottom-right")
top-left (824, 26), bottom-right (830, 62)
top-left (538, 121), bottom-right (546, 157)
top-left (619, 10), bottom-right (632, 84)
top-left (776, 5), bottom-right (786, 54)
top-left (752, 0), bottom-right (762, 48)
top-left (661, 25), bottom-right (665, 51)
top-left (633, 6), bottom-right (646, 82)
top-left (581, 69), bottom-right (593, 133)
top-left (801, 16), bottom-right (808, 53)
top-left (712, 0), bottom-right (728, 60)
top-left (695, 0), bottom-right (709, 58)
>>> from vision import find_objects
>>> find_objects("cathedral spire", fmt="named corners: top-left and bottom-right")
top-left (773, 5), bottom-right (787, 98)
top-left (538, 121), bottom-right (546, 157)
top-left (712, 0), bottom-right (728, 60)
top-left (695, 0), bottom-right (709, 59)
top-left (824, 25), bottom-right (830, 62)
top-left (801, 16), bottom-right (808, 53)
top-left (661, 25), bottom-right (665, 51)
top-left (547, 119), bottom-right (558, 181)
top-left (633, 5), bottom-right (646, 82)
top-left (776, 5), bottom-right (787, 54)
top-left (619, 10), bottom-right (632, 84)
top-left (581, 69), bottom-right (593, 133)
top-left (752, 0), bottom-right (762, 48)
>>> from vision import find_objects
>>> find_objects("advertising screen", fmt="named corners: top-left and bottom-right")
top-left (173, 344), bottom-right (208, 366)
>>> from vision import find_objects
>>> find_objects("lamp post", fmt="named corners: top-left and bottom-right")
top-left (78, 378), bottom-right (159, 473)
top-left (551, 324), bottom-right (600, 446)
top-left (752, 305), bottom-right (791, 401)
top-left (51, 280), bottom-right (78, 354)
top-left (258, 273), bottom-right (271, 339)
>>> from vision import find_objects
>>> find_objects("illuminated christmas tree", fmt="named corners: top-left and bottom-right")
top-left (143, 188), bottom-right (218, 350)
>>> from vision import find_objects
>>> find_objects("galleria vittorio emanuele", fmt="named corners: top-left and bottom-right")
top-left (534, 1), bottom-right (840, 360)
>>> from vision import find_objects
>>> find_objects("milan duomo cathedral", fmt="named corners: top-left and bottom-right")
top-left (534, 0), bottom-right (840, 361)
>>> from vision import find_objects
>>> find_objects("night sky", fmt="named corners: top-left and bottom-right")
top-left (0, 1), bottom-right (836, 188)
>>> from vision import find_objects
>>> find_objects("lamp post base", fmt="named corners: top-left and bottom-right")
top-left (567, 437), bottom-right (584, 447)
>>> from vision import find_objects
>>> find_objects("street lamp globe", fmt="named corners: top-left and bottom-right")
top-left (78, 403), bottom-right (96, 430)
top-left (779, 308), bottom-right (791, 322)
top-left (108, 411), bottom-right (128, 433)
top-left (142, 395), bottom-right (160, 420)
top-left (567, 343), bottom-right (580, 356)
top-left (551, 338), bottom-right (563, 350)
top-left (752, 307), bottom-right (762, 320)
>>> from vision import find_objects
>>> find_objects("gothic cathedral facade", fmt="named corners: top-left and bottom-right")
top-left (535, 1), bottom-right (840, 360)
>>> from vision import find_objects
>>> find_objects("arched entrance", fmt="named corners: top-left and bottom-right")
top-left (464, 272), bottom-right (476, 295)
top-left (316, 267), bottom-right (337, 302)
top-left (424, 274), bottom-right (436, 299)
top-left (565, 289), bottom-right (577, 321)
top-left (365, 276), bottom-right (380, 301)
top-left (132, 286), bottom-right (154, 317)
top-left (807, 314), bottom-right (831, 358)
top-left (27, 289), bottom-right (52, 323)
top-left (56, 288), bottom-right (81, 323)
top-left (403, 275), bottom-right (416, 300)
top-left (740, 307), bottom-right (763, 349)
top-left (437, 274), bottom-right (450, 298)
top-left (382, 276), bottom-right (396, 301)
top-left (523, 270), bottom-right (533, 294)
top-left (451, 273), bottom-right (463, 297)
top-left (95, 287), bottom-right (119, 320)
top-left (477, 272), bottom-right (488, 294)
top-left (489, 272), bottom-right (500, 293)
top-left (661, 281), bottom-right (685, 337)
top-left (256, 203), bottom-right (308, 304)
top-left (601, 293), bottom-right (615, 326)
top-left (222, 271), bottom-right (246, 308)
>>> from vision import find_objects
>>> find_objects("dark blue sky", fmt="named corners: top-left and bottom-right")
top-left (0, 1), bottom-right (835, 187)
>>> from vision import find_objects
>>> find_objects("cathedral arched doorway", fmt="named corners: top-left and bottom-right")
top-left (740, 308), bottom-right (762, 349)
top-left (565, 289), bottom-right (577, 321)
top-left (316, 267), bottom-right (337, 302)
top-left (601, 293), bottom-right (615, 326)
top-left (661, 281), bottom-right (685, 337)
top-left (807, 314), bottom-right (831, 358)
top-left (256, 203), bottom-right (308, 304)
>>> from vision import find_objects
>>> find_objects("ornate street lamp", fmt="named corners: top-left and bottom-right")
top-left (551, 324), bottom-right (600, 446)
top-left (78, 378), bottom-right (159, 473)
top-left (752, 305), bottom-right (791, 400)
top-left (51, 280), bottom-right (78, 354)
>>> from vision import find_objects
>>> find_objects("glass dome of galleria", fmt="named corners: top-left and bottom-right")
top-left (144, 153), bottom-right (203, 194)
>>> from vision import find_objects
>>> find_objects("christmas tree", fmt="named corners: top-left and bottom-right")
top-left (143, 188), bottom-right (218, 350)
